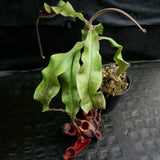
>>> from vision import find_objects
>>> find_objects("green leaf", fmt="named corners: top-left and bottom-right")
top-left (81, 23), bottom-right (103, 41)
top-left (94, 23), bottom-right (104, 35)
top-left (77, 29), bottom-right (106, 114)
top-left (38, 0), bottom-right (88, 24)
top-left (39, 3), bottom-right (56, 19)
top-left (99, 36), bottom-right (130, 78)
top-left (44, 2), bottom-right (52, 13)
top-left (33, 42), bottom-right (84, 112)
top-left (51, 0), bottom-right (88, 24)
top-left (81, 24), bottom-right (89, 41)
top-left (60, 52), bottom-right (81, 120)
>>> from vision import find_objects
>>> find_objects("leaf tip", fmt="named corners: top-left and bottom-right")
top-left (44, 2), bottom-right (52, 13)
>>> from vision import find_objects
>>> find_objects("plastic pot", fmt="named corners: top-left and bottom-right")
top-left (101, 64), bottom-right (131, 112)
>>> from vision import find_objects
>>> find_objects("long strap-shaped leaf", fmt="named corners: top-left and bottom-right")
top-left (52, 0), bottom-right (88, 24)
top-left (99, 36), bottom-right (130, 78)
top-left (77, 29), bottom-right (106, 114)
top-left (60, 52), bottom-right (81, 120)
top-left (34, 42), bottom-right (84, 112)
top-left (40, 0), bottom-right (88, 24)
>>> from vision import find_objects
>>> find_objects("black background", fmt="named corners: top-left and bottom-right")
top-left (0, 0), bottom-right (160, 70)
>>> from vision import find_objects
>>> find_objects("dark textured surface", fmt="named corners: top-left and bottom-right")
top-left (0, 61), bottom-right (160, 160)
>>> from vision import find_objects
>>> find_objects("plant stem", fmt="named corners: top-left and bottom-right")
top-left (88, 8), bottom-right (146, 33)
top-left (73, 119), bottom-right (82, 136)
top-left (36, 17), bottom-right (45, 59)
top-left (50, 108), bottom-right (66, 112)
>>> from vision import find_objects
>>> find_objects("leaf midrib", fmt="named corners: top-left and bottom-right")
top-left (88, 30), bottom-right (94, 108)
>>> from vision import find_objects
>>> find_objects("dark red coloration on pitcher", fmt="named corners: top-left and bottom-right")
top-left (63, 135), bottom-right (91, 160)
top-left (63, 123), bottom-right (77, 136)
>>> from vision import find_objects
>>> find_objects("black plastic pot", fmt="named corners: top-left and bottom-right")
top-left (101, 64), bottom-right (131, 112)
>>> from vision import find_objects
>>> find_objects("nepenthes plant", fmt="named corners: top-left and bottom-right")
top-left (33, 0), bottom-right (146, 159)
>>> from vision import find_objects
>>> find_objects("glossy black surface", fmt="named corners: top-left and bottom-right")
top-left (0, 61), bottom-right (160, 160)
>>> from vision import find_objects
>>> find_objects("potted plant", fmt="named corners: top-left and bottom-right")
top-left (34, 0), bottom-right (146, 159)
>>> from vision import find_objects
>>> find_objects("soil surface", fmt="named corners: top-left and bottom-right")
top-left (100, 64), bottom-right (129, 96)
